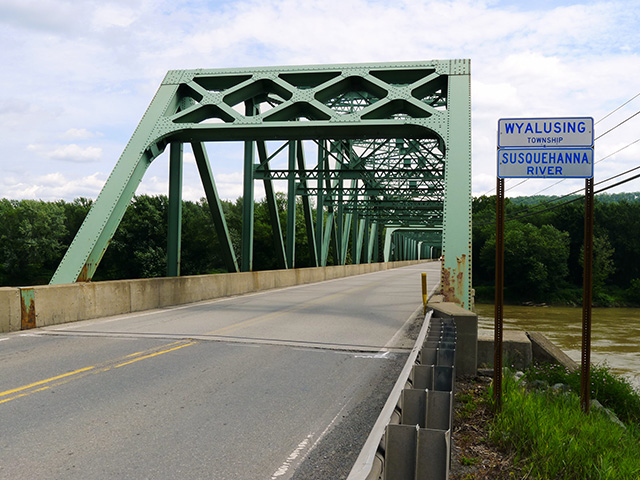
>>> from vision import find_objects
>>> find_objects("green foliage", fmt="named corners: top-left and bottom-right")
top-left (490, 372), bottom-right (640, 479)
top-left (96, 195), bottom-right (168, 280)
top-left (580, 233), bottom-right (616, 292)
top-left (625, 278), bottom-right (640, 304)
top-left (473, 193), bottom-right (640, 304)
top-left (0, 192), bottom-right (328, 285)
top-left (0, 199), bottom-right (68, 285)
top-left (478, 221), bottom-right (569, 301)
top-left (524, 362), bottom-right (640, 425)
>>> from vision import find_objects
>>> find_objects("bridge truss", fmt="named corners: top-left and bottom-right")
top-left (51, 60), bottom-right (472, 308)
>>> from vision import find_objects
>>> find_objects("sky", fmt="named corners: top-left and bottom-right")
top-left (1, 0), bottom-right (639, 202)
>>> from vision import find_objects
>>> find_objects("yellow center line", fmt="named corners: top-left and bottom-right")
top-left (113, 342), bottom-right (197, 368)
top-left (0, 340), bottom-right (198, 405)
top-left (0, 366), bottom-right (96, 398)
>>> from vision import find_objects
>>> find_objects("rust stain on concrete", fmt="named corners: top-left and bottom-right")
top-left (20, 289), bottom-right (36, 330)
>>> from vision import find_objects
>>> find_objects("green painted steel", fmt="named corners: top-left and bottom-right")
top-left (50, 60), bottom-right (472, 307)
top-left (286, 141), bottom-right (297, 268)
top-left (167, 142), bottom-right (183, 277)
top-left (256, 141), bottom-right (287, 269)
top-left (191, 142), bottom-right (238, 273)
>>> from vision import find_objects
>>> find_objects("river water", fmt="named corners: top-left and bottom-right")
top-left (473, 304), bottom-right (640, 391)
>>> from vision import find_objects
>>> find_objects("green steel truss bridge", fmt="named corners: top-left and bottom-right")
top-left (50, 60), bottom-right (472, 308)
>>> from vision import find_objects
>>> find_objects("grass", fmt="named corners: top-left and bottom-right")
top-left (524, 362), bottom-right (640, 425)
top-left (488, 370), bottom-right (640, 479)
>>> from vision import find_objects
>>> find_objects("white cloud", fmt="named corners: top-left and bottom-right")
top-left (60, 128), bottom-right (101, 140)
top-left (27, 143), bottom-right (103, 163)
top-left (0, 0), bottom-right (638, 203)
top-left (92, 5), bottom-right (138, 29)
top-left (1, 172), bottom-right (106, 201)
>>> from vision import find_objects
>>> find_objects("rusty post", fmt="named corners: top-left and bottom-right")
top-left (581, 177), bottom-right (594, 414)
top-left (494, 177), bottom-right (505, 411)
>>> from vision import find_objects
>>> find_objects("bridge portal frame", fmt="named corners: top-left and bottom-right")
top-left (50, 60), bottom-right (472, 308)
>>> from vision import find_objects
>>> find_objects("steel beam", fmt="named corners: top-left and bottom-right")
top-left (256, 141), bottom-right (287, 269)
top-left (191, 142), bottom-right (239, 273)
top-left (167, 142), bottom-right (183, 277)
top-left (51, 83), bottom-right (179, 284)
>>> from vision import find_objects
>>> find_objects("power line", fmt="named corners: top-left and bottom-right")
top-left (596, 92), bottom-right (640, 125)
top-left (514, 137), bottom-right (640, 197)
top-left (594, 109), bottom-right (640, 141)
top-left (475, 167), bottom-right (640, 226)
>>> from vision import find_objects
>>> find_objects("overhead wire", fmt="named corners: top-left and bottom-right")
top-left (510, 136), bottom-right (640, 198)
top-left (475, 165), bottom-right (640, 226)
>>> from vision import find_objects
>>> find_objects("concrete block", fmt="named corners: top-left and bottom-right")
top-left (93, 281), bottom-right (132, 316)
top-left (430, 302), bottom-right (477, 376)
top-left (271, 269), bottom-right (297, 289)
top-left (323, 266), bottom-right (344, 281)
top-left (295, 267), bottom-right (325, 285)
top-left (527, 331), bottom-right (578, 372)
top-left (129, 278), bottom-right (164, 312)
top-left (222, 272), bottom-right (255, 297)
top-left (477, 330), bottom-right (532, 371)
top-left (32, 283), bottom-right (89, 326)
top-left (253, 270), bottom-right (278, 292)
top-left (0, 287), bottom-right (20, 332)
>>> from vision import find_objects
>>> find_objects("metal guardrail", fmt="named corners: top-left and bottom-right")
top-left (347, 312), bottom-right (457, 480)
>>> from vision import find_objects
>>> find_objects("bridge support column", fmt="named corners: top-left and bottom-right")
top-left (167, 142), bottom-right (183, 277)
top-left (441, 66), bottom-right (472, 309)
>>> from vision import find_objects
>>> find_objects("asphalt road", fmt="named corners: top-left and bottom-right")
top-left (0, 262), bottom-right (441, 479)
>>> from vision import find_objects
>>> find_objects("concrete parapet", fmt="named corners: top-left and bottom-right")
top-left (0, 287), bottom-right (20, 332)
top-left (477, 330), bottom-right (533, 371)
top-left (527, 331), bottom-right (578, 372)
top-left (0, 260), bottom-right (431, 332)
top-left (428, 301), bottom-right (477, 376)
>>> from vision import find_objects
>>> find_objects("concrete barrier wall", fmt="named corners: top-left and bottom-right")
top-left (428, 299), bottom-right (478, 376)
top-left (0, 260), bottom-right (429, 332)
top-left (0, 287), bottom-right (21, 332)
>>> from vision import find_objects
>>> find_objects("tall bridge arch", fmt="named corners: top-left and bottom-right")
top-left (51, 60), bottom-right (472, 308)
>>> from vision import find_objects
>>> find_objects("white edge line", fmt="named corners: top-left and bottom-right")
top-left (346, 309), bottom-right (433, 480)
top-left (270, 400), bottom-right (352, 479)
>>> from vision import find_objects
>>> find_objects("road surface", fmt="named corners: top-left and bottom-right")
top-left (0, 262), bottom-right (441, 479)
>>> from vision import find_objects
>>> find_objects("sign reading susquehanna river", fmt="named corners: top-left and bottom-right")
top-left (497, 117), bottom-right (594, 179)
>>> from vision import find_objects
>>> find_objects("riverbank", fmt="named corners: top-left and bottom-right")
top-left (474, 303), bottom-right (640, 391)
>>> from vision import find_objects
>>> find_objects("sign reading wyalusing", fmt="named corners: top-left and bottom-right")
top-left (497, 116), bottom-right (594, 179)
top-left (498, 147), bottom-right (594, 178)
top-left (498, 117), bottom-right (594, 148)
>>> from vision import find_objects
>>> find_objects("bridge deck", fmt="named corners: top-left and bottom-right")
top-left (1, 262), bottom-right (440, 479)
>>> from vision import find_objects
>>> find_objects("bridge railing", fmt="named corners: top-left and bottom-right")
top-left (1, 260), bottom-right (429, 333)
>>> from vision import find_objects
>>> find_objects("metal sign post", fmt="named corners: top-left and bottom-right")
top-left (496, 116), bottom-right (594, 412)
top-left (581, 177), bottom-right (595, 413)
top-left (493, 177), bottom-right (505, 411)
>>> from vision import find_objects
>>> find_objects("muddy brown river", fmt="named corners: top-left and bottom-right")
top-left (474, 304), bottom-right (640, 391)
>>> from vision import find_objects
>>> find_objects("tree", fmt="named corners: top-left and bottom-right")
top-left (96, 195), bottom-right (168, 280)
top-left (479, 221), bottom-right (570, 301)
top-left (0, 199), bottom-right (68, 285)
